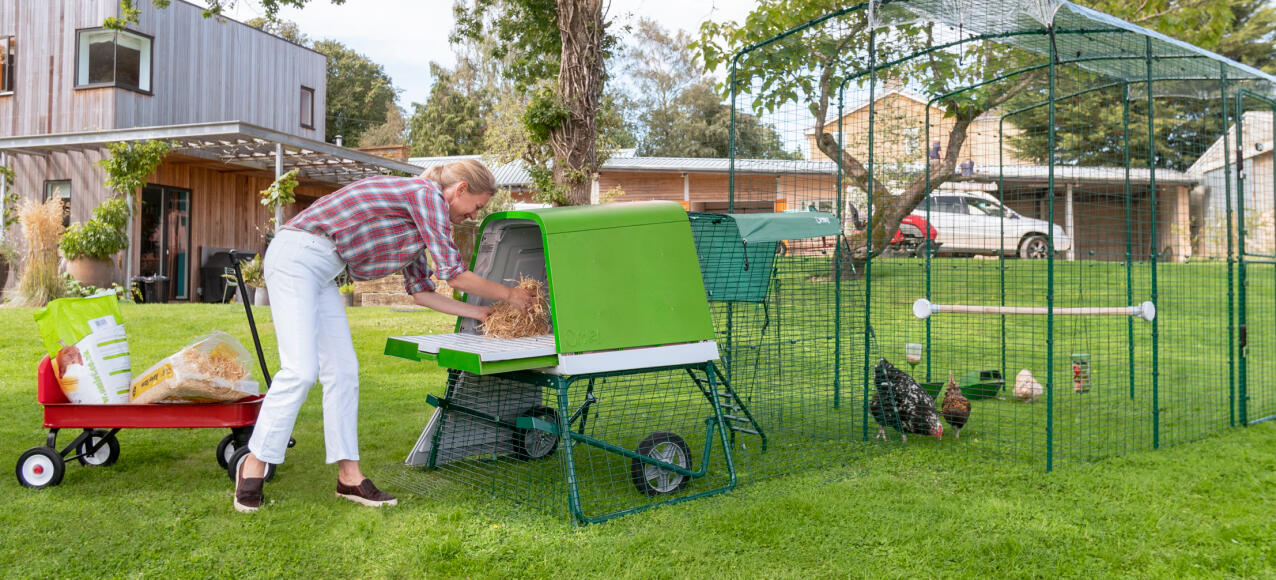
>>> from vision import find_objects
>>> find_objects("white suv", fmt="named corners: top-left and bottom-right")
top-left (911, 192), bottom-right (1072, 259)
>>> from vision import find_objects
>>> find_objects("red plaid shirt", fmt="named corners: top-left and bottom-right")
top-left (287, 176), bottom-right (465, 294)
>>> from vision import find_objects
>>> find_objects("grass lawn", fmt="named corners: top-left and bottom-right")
top-left (1, 302), bottom-right (1274, 578)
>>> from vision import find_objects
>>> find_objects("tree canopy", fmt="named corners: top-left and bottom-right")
top-left (312, 40), bottom-right (400, 147)
top-left (624, 19), bottom-right (795, 159)
top-left (408, 62), bottom-right (491, 157)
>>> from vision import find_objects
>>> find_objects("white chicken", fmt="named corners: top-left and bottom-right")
top-left (1014, 369), bottom-right (1044, 402)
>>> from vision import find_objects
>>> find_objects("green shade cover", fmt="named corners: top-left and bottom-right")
top-left (729, 211), bottom-right (842, 243)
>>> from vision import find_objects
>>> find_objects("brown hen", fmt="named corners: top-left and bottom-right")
top-left (941, 370), bottom-right (971, 439)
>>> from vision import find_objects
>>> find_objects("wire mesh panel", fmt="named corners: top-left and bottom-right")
top-left (687, 213), bottom-right (880, 483)
top-left (395, 370), bottom-right (569, 517)
top-left (721, 0), bottom-right (1276, 473)
top-left (394, 365), bottom-right (736, 524)
top-left (1237, 94), bottom-right (1276, 426)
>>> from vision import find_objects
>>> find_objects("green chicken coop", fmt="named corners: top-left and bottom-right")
top-left (386, 201), bottom-right (763, 524)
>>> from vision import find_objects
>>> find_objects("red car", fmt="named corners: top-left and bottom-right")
top-left (779, 214), bottom-right (939, 257)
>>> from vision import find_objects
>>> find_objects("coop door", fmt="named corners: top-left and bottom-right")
top-left (1236, 92), bottom-right (1276, 426)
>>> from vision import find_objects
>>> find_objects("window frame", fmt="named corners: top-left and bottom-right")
top-left (73, 27), bottom-right (155, 95)
top-left (300, 85), bottom-right (315, 130)
top-left (0, 35), bottom-right (14, 95)
top-left (43, 180), bottom-right (72, 228)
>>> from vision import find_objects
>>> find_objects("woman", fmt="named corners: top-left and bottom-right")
top-left (234, 159), bottom-right (532, 513)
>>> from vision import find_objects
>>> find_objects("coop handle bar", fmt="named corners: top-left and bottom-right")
top-left (912, 298), bottom-right (1156, 322)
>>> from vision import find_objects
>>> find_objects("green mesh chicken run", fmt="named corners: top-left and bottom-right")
top-left (707, 0), bottom-right (1276, 473)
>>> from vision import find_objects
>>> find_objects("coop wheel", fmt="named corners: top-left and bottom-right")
top-left (16, 447), bottom-right (65, 489)
top-left (1019, 234), bottom-right (1051, 259)
top-left (630, 431), bottom-right (692, 496)
top-left (226, 447), bottom-right (276, 483)
top-left (76, 430), bottom-right (120, 467)
top-left (216, 434), bottom-right (239, 469)
top-left (514, 406), bottom-right (560, 460)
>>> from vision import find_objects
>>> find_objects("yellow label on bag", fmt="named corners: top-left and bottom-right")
top-left (130, 363), bottom-right (174, 401)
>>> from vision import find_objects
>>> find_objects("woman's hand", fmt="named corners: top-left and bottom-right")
top-left (472, 305), bottom-right (493, 323)
top-left (504, 286), bottom-right (534, 310)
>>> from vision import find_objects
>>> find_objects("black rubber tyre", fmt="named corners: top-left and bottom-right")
top-left (16, 447), bottom-right (65, 488)
top-left (630, 431), bottom-right (692, 496)
top-left (76, 430), bottom-right (120, 467)
top-left (216, 434), bottom-right (238, 469)
top-left (513, 406), bottom-right (560, 460)
top-left (226, 446), bottom-right (276, 483)
top-left (1019, 234), bottom-right (1051, 259)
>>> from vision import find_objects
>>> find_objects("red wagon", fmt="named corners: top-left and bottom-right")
top-left (15, 250), bottom-right (282, 488)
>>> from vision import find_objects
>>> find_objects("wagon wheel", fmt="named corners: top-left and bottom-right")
top-left (513, 406), bottom-right (560, 460)
top-left (226, 447), bottom-right (276, 483)
top-left (630, 431), bottom-right (692, 496)
top-left (216, 434), bottom-right (239, 469)
top-left (76, 430), bottom-right (120, 467)
top-left (16, 447), bottom-right (65, 489)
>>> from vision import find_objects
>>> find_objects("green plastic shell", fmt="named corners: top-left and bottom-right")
top-left (477, 201), bottom-right (715, 354)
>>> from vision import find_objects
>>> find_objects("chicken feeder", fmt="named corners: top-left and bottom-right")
top-left (386, 201), bottom-right (764, 524)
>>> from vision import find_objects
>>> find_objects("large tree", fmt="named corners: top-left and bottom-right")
top-left (1217, 0), bottom-right (1276, 74)
top-left (624, 19), bottom-right (795, 159)
top-left (313, 40), bottom-right (400, 147)
top-left (407, 62), bottom-right (491, 157)
top-left (360, 105), bottom-right (407, 147)
top-left (454, 0), bottom-right (612, 205)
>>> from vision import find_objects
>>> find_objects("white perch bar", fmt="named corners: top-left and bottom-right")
top-left (913, 298), bottom-right (1156, 322)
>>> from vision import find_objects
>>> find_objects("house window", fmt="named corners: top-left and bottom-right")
top-left (43, 180), bottom-right (71, 227)
top-left (0, 36), bottom-right (14, 94)
top-left (75, 28), bottom-right (153, 93)
top-left (300, 86), bottom-right (315, 129)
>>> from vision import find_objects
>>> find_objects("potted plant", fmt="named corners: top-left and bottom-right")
top-left (60, 196), bottom-right (130, 288)
top-left (240, 254), bottom-right (267, 306)
top-left (339, 283), bottom-right (355, 307)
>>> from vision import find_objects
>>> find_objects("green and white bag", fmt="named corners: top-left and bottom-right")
top-left (34, 293), bottom-right (132, 404)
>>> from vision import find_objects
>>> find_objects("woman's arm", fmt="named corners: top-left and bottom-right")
top-left (446, 271), bottom-right (533, 309)
top-left (411, 289), bottom-right (492, 321)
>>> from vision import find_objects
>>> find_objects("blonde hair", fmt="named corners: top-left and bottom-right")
top-left (421, 159), bottom-right (498, 196)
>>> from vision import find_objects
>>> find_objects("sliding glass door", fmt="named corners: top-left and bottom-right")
top-left (139, 185), bottom-right (191, 300)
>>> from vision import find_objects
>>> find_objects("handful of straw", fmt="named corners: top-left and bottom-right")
top-left (482, 276), bottom-right (552, 339)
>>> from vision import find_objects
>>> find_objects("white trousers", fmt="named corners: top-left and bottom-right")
top-left (247, 229), bottom-right (360, 465)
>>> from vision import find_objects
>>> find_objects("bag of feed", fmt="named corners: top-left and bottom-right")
top-left (34, 292), bottom-right (133, 404)
top-left (130, 331), bottom-right (261, 404)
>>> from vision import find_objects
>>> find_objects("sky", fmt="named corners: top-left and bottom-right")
top-left (213, 0), bottom-right (759, 108)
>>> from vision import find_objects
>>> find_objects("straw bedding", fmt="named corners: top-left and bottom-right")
top-left (482, 276), bottom-right (552, 338)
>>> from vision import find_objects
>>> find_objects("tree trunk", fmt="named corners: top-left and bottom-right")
top-left (552, 0), bottom-right (604, 206)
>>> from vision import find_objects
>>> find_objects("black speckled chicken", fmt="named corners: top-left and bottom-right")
top-left (941, 370), bottom-right (971, 439)
top-left (871, 358), bottom-right (943, 442)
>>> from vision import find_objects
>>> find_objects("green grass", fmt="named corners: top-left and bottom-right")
top-left (2, 302), bottom-right (1275, 577)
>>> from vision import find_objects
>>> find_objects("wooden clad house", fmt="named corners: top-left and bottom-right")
top-left (0, 0), bottom-right (418, 300)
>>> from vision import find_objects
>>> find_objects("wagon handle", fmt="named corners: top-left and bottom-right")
top-left (229, 250), bottom-right (272, 389)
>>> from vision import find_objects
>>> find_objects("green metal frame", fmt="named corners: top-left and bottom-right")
top-left (418, 362), bottom-right (740, 525)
